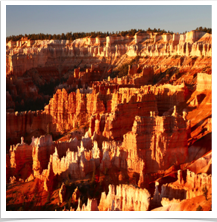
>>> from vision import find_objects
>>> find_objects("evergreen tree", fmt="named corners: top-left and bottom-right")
top-left (202, 186), bottom-right (208, 200)
top-left (7, 27), bottom-right (211, 42)
top-left (91, 162), bottom-right (96, 183)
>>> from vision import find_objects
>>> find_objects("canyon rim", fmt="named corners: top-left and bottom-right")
top-left (3, 3), bottom-right (214, 218)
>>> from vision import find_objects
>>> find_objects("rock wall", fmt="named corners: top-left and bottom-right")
top-left (182, 169), bottom-right (212, 199)
top-left (7, 81), bottom-right (188, 145)
top-left (44, 88), bottom-right (108, 133)
top-left (6, 88), bottom-right (105, 143)
top-left (6, 30), bottom-right (211, 77)
top-left (6, 110), bottom-right (48, 145)
top-left (98, 184), bottom-right (151, 211)
top-left (153, 169), bottom-right (212, 205)
top-left (196, 73), bottom-right (212, 92)
top-left (102, 92), bottom-right (158, 140)
top-left (39, 137), bottom-right (100, 182)
top-left (122, 113), bottom-right (189, 174)
top-left (185, 31), bottom-right (206, 44)
top-left (141, 83), bottom-right (188, 115)
top-left (8, 137), bottom-right (33, 180)
top-left (7, 134), bottom-right (80, 180)
top-left (44, 138), bottom-right (123, 175)
top-left (6, 30), bottom-right (213, 211)
top-left (76, 198), bottom-right (99, 211)
top-left (6, 91), bottom-right (15, 110)
top-left (107, 83), bottom-right (187, 115)
top-left (99, 140), bottom-right (125, 172)
top-left (32, 135), bottom-right (81, 176)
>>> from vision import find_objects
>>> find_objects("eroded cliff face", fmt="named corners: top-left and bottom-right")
top-left (97, 184), bottom-right (151, 211)
top-left (6, 30), bottom-right (212, 211)
top-left (74, 184), bottom-right (150, 211)
top-left (6, 30), bottom-right (211, 77)
top-left (6, 80), bottom-right (188, 145)
top-left (122, 113), bottom-right (189, 174)
top-left (7, 104), bottom-right (190, 186)
top-left (151, 167), bottom-right (212, 209)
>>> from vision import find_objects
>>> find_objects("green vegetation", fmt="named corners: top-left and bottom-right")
top-left (111, 56), bottom-right (140, 78)
top-left (6, 27), bottom-right (212, 43)
top-left (196, 205), bottom-right (203, 211)
top-left (172, 55), bottom-right (180, 59)
top-left (116, 63), bottom-right (129, 78)
top-left (6, 29), bottom-right (154, 42)
top-left (195, 27), bottom-right (212, 34)
top-left (46, 192), bottom-right (50, 203)
top-left (202, 186), bottom-right (208, 200)
top-left (91, 162), bottom-right (96, 183)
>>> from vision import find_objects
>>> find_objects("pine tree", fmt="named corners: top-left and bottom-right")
top-left (91, 162), bottom-right (96, 183)
top-left (202, 186), bottom-right (208, 200)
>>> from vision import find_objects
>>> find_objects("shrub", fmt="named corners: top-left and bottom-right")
top-left (118, 64), bottom-right (128, 78)
top-left (65, 179), bottom-right (69, 186)
top-left (46, 192), bottom-right (50, 203)
top-left (18, 206), bottom-right (24, 211)
top-left (166, 69), bottom-right (170, 75)
top-left (202, 186), bottom-right (208, 200)
top-left (130, 56), bottom-right (140, 65)
top-left (104, 167), bottom-right (108, 175)
top-left (91, 163), bottom-right (96, 183)
top-left (67, 197), bottom-right (72, 209)
top-left (196, 205), bottom-right (203, 211)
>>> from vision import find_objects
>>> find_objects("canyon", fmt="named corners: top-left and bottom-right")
top-left (6, 30), bottom-right (212, 211)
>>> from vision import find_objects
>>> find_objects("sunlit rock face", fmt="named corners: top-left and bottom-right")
top-left (122, 113), bottom-right (189, 174)
top-left (6, 30), bottom-right (211, 77)
top-left (6, 29), bottom-right (212, 211)
top-left (98, 184), bottom-right (151, 211)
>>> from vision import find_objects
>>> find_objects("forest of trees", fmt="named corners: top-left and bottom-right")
top-left (195, 26), bottom-right (212, 34)
top-left (6, 27), bottom-right (212, 42)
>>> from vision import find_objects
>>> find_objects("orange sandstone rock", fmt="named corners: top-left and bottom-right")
top-left (98, 184), bottom-right (151, 211)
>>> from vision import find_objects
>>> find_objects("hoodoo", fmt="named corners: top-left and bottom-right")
top-left (6, 25), bottom-right (212, 212)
